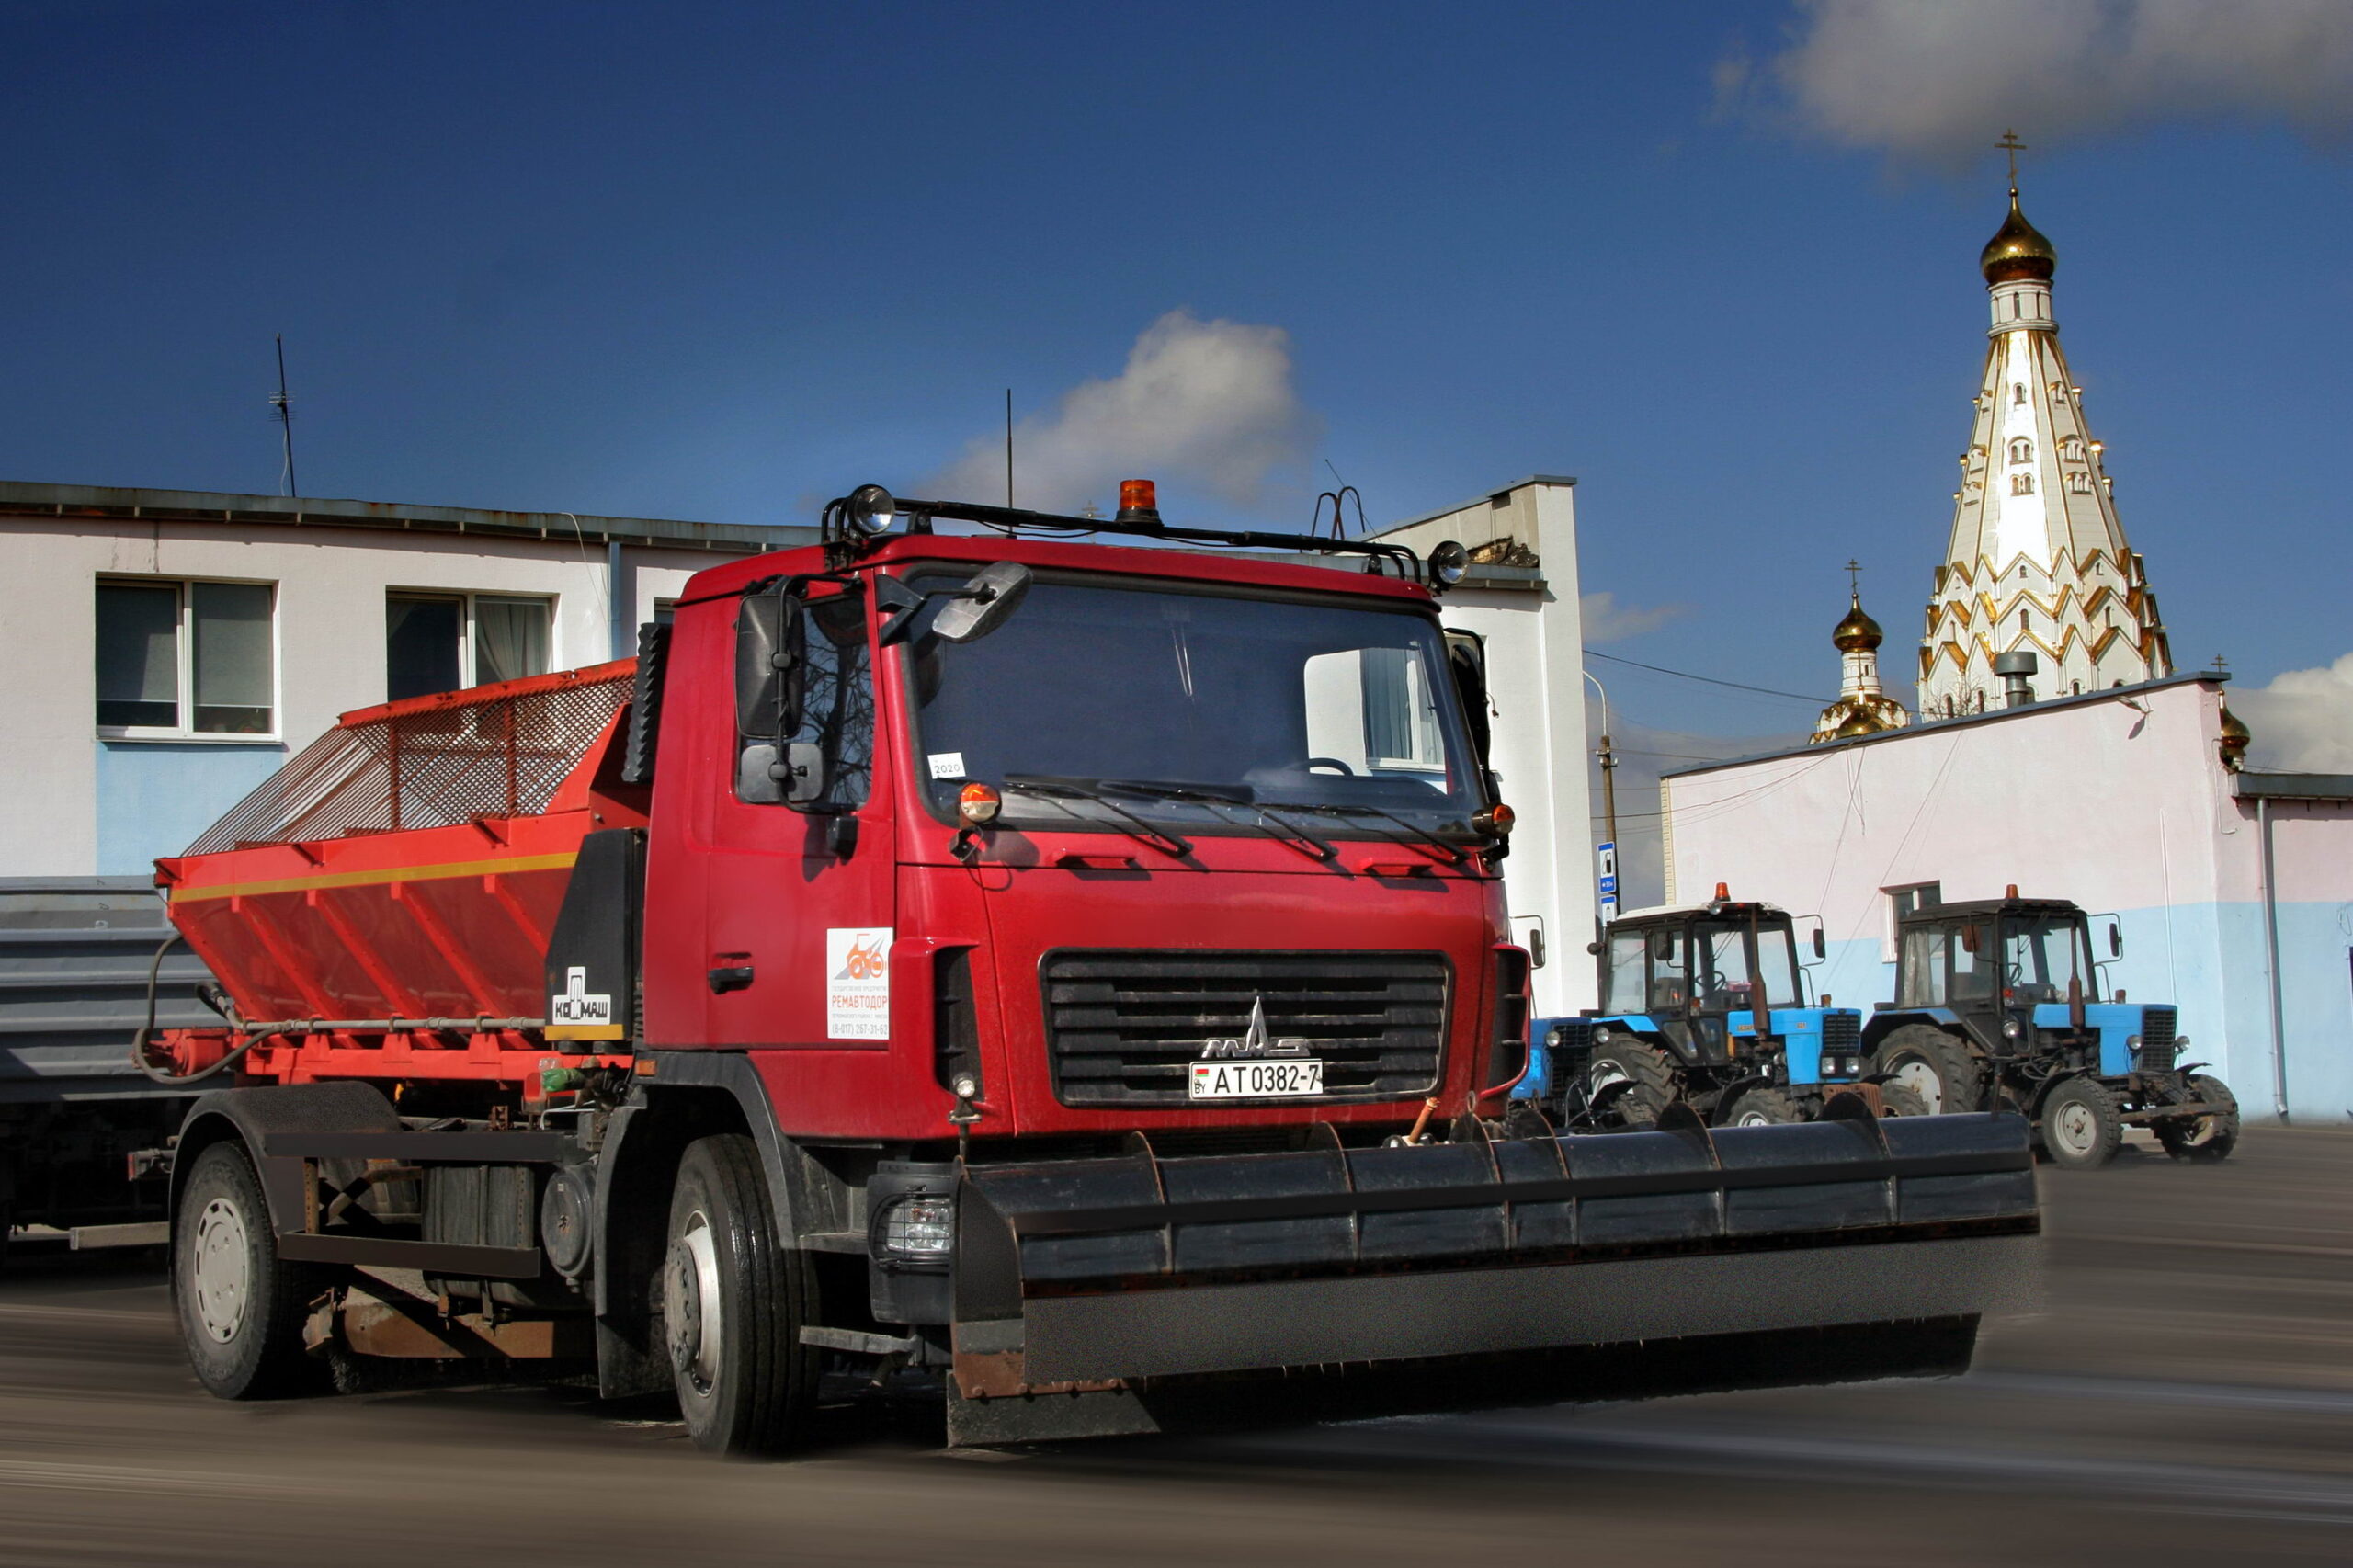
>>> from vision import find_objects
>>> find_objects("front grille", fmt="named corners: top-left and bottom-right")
top-left (2136, 1005), bottom-right (2178, 1072)
top-left (1040, 950), bottom-right (1450, 1108)
top-left (1822, 1012), bottom-right (1861, 1055)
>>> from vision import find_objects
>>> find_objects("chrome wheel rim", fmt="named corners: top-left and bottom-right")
top-left (190, 1196), bottom-right (252, 1345)
top-left (2051, 1098), bottom-right (2097, 1157)
top-left (665, 1210), bottom-right (724, 1393)
top-left (1890, 1057), bottom-right (1942, 1115)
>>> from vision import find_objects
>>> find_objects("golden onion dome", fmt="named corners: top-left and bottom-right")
top-left (1835, 708), bottom-right (1890, 739)
top-left (2218, 703), bottom-right (2251, 771)
top-left (1981, 189), bottom-right (2057, 285)
top-left (1833, 593), bottom-right (1883, 653)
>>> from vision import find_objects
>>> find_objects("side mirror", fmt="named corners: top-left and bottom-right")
top-left (2109, 922), bottom-right (2123, 958)
top-left (1651, 931), bottom-right (1675, 960)
top-left (734, 741), bottom-right (827, 808)
top-left (1813, 928), bottom-right (1826, 960)
top-left (734, 585), bottom-right (805, 744)
top-left (1959, 924), bottom-right (1981, 956)
top-left (932, 562), bottom-right (1033, 643)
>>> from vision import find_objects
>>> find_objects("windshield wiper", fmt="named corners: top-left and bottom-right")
top-left (1100, 779), bottom-right (1338, 864)
top-left (1000, 775), bottom-right (1194, 860)
top-left (1278, 801), bottom-right (1471, 865)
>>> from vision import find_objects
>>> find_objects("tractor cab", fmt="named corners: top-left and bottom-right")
top-left (1887, 895), bottom-right (2106, 1055)
top-left (1597, 900), bottom-right (1812, 1066)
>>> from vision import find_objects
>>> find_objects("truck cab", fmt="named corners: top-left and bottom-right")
top-left (1867, 892), bottom-right (2238, 1167)
top-left (1518, 892), bottom-right (1892, 1127)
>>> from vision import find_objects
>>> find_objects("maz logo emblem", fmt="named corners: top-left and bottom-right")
top-left (1200, 995), bottom-right (1311, 1060)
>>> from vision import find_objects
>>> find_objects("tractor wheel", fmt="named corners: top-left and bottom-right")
top-left (174, 1141), bottom-right (330, 1400)
top-left (1724, 1085), bottom-right (1803, 1126)
top-left (1586, 1039), bottom-right (1679, 1128)
top-left (664, 1133), bottom-right (817, 1455)
top-left (1879, 1083), bottom-right (1932, 1117)
top-left (1872, 1026), bottom-right (1984, 1117)
top-left (2040, 1076), bottom-right (2125, 1170)
top-left (2155, 1074), bottom-right (2240, 1164)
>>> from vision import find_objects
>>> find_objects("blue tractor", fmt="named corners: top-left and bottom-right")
top-left (1518, 889), bottom-right (1927, 1129)
top-left (1866, 891), bottom-right (2237, 1168)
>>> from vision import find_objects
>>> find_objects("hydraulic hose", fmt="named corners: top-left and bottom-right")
top-left (129, 932), bottom-right (260, 1085)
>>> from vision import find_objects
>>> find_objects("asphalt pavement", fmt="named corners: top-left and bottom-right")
top-left (0, 1127), bottom-right (2346, 1566)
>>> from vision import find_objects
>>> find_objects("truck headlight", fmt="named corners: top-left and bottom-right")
top-left (872, 1193), bottom-right (955, 1267)
top-left (2002, 1019), bottom-right (2022, 1040)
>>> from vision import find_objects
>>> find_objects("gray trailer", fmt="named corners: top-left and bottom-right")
top-left (0, 878), bottom-right (213, 1252)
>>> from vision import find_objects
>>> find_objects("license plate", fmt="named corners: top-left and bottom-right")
top-left (1188, 1059), bottom-right (1325, 1099)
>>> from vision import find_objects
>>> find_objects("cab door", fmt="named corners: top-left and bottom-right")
top-left (699, 586), bottom-right (897, 1047)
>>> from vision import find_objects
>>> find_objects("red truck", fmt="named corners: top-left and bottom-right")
top-left (144, 483), bottom-right (2037, 1452)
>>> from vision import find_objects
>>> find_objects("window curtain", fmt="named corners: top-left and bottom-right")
top-left (96, 583), bottom-right (180, 727)
top-left (473, 597), bottom-right (551, 686)
top-left (191, 582), bottom-right (273, 733)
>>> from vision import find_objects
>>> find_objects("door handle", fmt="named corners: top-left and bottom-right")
top-left (707, 965), bottom-right (756, 994)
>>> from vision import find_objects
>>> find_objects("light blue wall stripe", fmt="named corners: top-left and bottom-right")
top-left (95, 742), bottom-right (285, 875)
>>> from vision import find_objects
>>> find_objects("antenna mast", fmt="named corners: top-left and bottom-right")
top-left (270, 335), bottom-right (298, 497)
top-left (1005, 388), bottom-right (1014, 507)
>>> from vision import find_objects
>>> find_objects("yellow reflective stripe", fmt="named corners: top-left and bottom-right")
top-left (168, 852), bottom-right (578, 904)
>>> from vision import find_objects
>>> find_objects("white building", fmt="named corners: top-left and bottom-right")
top-left (1919, 181), bottom-right (2171, 716)
top-left (1663, 676), bottom-right (2352, 1123)
top-left (0, 481), bottom-right (808, 877)
top-left (1372, 476), bottom-right (1600, 1017)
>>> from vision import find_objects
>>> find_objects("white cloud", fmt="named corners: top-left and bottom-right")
top-left (1580, 590), bottom-right (1684, 644)
top-left (1741, 0), bottom-right (2353, 160)
top-left (926, 310), bottom-right (1318, 516)
top-left (2234, 653), bottom-right (2353, 772)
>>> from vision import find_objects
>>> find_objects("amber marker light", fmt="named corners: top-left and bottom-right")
top-left (1472, 802), bottom-right (1515, 836)
top-left (959, 783), bottom-right (1002, 825)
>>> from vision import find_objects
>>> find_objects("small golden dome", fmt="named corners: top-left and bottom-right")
top-left (1981, 189), bottom-right (2056, 285)
top-left (1834, 593), bottom-right (1883, 653)
top-left (2218, 703), bottom-right (2250, 772)
top-left (1835, 708), bottom-right (1890, 739)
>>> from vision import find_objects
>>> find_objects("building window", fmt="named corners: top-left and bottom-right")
top-left (2061, 437), bottom-right (2086, 461)
top-left (2008, 437), bottom-right (2033, 464)
top-left (2013, 383), bottom-right (2027, 406)
top-left (1886, 882), bottom-right (1941, 963)
top-left (95, 578), bottom-right (276, 736)
top-left (2010, 473), bottom-right (2035, 495)
top-left (2067, 471), bottom-right (2094, 494)
top-left (385, 592), bottom-right (552, 701)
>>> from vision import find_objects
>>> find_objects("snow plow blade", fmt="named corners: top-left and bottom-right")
top-left (945, 1107), bottom-right (2039, 1445)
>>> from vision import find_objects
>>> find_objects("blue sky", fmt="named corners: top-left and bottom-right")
top-left (4, 1), bottom-right (2347, 752)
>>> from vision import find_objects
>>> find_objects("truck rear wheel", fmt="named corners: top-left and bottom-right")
top-left (1586, 1039), bottom-right (1678, 1128)
top-left (2155, 1074), bottom-right (2239, 1163)
top-left (1872, 1026), bottom-right (1984, 1116)
top-left (1724, 1086), bottom-right (1802, 1126)
top-left (663, 1133), bottom-right (816, 1454)
top-left (174, 1141), bottom-right (328, 1400)
top-left (2040, 1076), bottom-right (2123, 1169)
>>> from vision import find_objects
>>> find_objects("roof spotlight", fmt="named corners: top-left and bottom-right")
top-left (1427, 539), bottom-right (1470, 586)
top-left (846, 483), bottom-right (898, 537)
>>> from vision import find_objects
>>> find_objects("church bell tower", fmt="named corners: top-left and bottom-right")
top-left (1917, 138), bottom-right (2172, 717)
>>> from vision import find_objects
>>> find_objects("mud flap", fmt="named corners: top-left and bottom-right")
top-left (946, 1108), bottom-right (2038, 1443)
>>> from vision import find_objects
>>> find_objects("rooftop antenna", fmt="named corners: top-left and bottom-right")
top-left (269, 335), bottom-right (298, 497)
top-left (1313, 459), bottom-right (1365, 540)
top-left (1005, 388), bottom-right (1013, 508)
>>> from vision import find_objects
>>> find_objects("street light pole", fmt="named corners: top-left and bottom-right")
top-left (1583, 669), bottom-right (1619, 856)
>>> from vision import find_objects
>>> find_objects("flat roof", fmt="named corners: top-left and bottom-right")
top-left (0, 480), bottom-right (813, 554)
top-left (2234, 772), bottom-right (2353, 801)
top-left (1661, 671), bottom-right (2228, 780)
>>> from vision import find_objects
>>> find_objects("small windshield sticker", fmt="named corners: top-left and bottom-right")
top-left (550, 964), bottom-right (612, 1026)
top-left (826, 928), bottom-right (892, 1040)
top-left (927, 752), bottom-right (967, 780)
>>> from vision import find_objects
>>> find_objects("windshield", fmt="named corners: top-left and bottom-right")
top-left (1691, 922), bottom-right (1803, 1011)
top-left (904, 574), bottom-right (1483, 834)
top-left (2003, 917), bottom-right (2092, 1003)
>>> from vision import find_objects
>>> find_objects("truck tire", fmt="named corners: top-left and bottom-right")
top-left (1872, 1026), bottom-right (1984, 1116)
top-left (1879, 1082), bottom-right (1931, 1118)
top-left (1586, 1039), bottom-right (1678, 1128)
top-left (1724, 1086), bottom-right (1802, 1126)
top-left (2040, 1076), bottom-right (2124, 1170)
top-left (2155, 1074), bottom-right (2240, 1164)
top-left (174, 1141), bottom-right (328, 1400)
top-left (663, 1133), bottom-right (816, 1455)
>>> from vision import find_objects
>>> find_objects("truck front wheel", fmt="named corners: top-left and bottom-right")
top-left (663, 1133), bottom-right (816, 1454)
top-left (2155, 1074), bottom-right (2240, 1163)
top-left (1872, 1027), bottom-right (1984, 1116)
top-left (174, 1141), bottom-right (327, 1399)
top-left (2040, 1076), bottom-right (2124, 1169)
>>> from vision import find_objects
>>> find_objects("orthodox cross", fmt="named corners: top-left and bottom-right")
top-left (1846, 558), bottom-right (1861, 597)
top-left (1996, 130), bottom-right (2027, 190)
